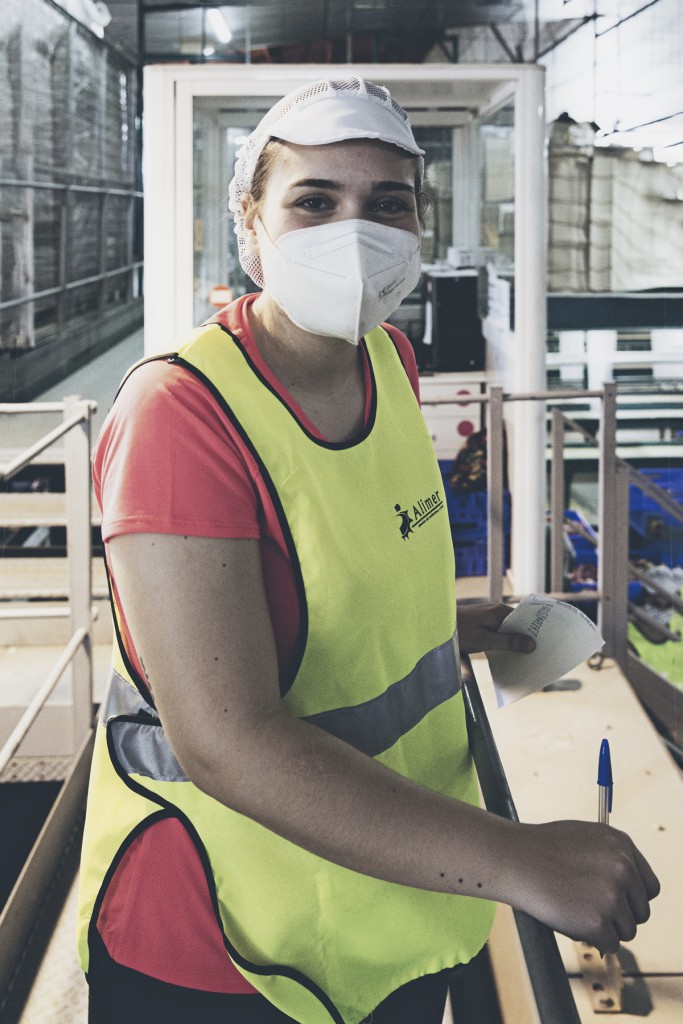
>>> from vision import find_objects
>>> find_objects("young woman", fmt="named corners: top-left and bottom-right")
top-left (79, 78), bottom-right (659, 1024)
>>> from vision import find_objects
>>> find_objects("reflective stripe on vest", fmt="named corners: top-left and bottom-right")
top-left (77, 323), bottom-right (495, 1024)
top-left (104, 632), bottom-right (462, 776)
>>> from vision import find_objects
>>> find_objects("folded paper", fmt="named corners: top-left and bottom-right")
top-left (486, 595), bottom-right (604, 708)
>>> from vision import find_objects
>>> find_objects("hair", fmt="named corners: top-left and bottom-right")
top-left (247, 138), bottom-right (431, 228)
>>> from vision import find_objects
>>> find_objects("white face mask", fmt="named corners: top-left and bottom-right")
top-left (256, 218), bottom-right (422, 345)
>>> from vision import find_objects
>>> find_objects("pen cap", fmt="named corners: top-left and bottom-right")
top-left (598, 738), bottom-right (613, 813)
top-left (597, 738), bottom-right (613, 787)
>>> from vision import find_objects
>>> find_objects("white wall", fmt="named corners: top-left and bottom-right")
top-left (443, 0), bottom-right (683, 160)
top-left (542, 0), bottom-right (683, 158)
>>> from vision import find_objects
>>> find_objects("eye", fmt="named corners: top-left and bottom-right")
top-left (371, 196), bottom-right (412, 215)
top-left (293, 195), bottom-right (333, 213)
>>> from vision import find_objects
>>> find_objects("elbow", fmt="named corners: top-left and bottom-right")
top-left (161, 710), bottom-right (281, 818)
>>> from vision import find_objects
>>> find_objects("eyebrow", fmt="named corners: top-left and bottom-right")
top-left (289, 178), bottom-right (415, 193)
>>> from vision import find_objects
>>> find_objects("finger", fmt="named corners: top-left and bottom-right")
top-left (628, 888), bottom-right (651, 927)
top-left (613, 905), bottom-right (638, 944)
top-left (485, 630), bottom-right (536, 654)
top-left (475, 603), bottom-right (513, 630)
top-left (632, 847), bottom-right (661, 900)
top-left (595, 923), bottom-right (620, 957)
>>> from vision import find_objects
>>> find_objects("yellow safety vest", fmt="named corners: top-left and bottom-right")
top-left (77, 323), bottom-right (495, 1024)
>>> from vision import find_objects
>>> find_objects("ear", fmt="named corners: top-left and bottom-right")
top-left (241, 195), bottom-right (260, 254)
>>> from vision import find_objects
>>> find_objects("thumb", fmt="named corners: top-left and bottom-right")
top-left (486, 631), bottom-right (536, 654)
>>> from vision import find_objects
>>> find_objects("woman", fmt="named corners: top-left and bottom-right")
top-left (79, 78), bottom-right (659, 1024)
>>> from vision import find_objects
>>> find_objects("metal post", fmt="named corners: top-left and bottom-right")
top-left (451, 119), bottom-right (479, 255)
top-left (598, 382), bottom-right (625, 660)
top-left (550, 408), bottom-right (565, 594)
top-left (487, 386), bottom-right (505, 603)
top-left (63, 396), bottom-right (93, 746)
top-left (99, 192), bottom-right (109, 311)
top-left (610, 463), bottom-right (630, 667)
top-left (511, 65), bottom-right (547, 595)
top-left (99, 48), bottom-right (108, 180)
top-left (57, 188), bottom-right (69, 336)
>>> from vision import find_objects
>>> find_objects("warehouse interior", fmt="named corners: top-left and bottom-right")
top-left (0, 2), bottom-right (682, 1023)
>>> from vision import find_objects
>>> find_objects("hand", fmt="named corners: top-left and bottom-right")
top-left (510, 820), bottom-right (661, 953)
top-left (457, 602), bottom-right (535, 655)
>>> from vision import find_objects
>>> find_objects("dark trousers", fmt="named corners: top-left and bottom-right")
top-left (87, 929), bottom-right (452, 1024)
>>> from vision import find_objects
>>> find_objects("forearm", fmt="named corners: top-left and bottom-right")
top-left (174, 704), bottom-right (519, 905)
top-left (110, 534), bottom-right (660, 953)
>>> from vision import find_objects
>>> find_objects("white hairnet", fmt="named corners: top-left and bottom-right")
top-left (228, 76), bottom-right (424, 288)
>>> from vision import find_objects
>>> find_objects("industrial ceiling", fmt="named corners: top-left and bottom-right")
top-left (102, 0), bottom-right (590, 64)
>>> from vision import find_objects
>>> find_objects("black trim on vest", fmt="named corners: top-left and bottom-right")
top-left (88, 806), bottom-right (173, 966)
top-left (214, 323), bottom-right (379, 451)
top-left (102, 716), bottom-right (345, 1024)
top-left (112, 351), bottom-right (180, 404)
top-left (103, 549), bottom-right (156, 710)
top-left (166, 354), bottom-right (309, 698)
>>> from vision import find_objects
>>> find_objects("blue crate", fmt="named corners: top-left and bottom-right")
top-left (630, 538), bottom-right (683, 565)
top-left (452, 532), bottom-right (510, 577)
top-left (629, 466), bottom-right (683, 532)
top-left (630, 468), bottom-right (683, 507)
top-left (439, 465), bottom-right (511, 539)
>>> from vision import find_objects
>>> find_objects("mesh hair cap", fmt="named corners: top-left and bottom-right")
top-left (228, 77), bottom-right (424, 287)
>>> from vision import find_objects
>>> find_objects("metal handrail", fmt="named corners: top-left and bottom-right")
top-left (0, 262), bottom-right (144, 312)
top-left (0, 406), bottom-right (95, 481)
top-left (421, 388), bottom-right (605, 406)
top-left (461, 654), bottom-right (582, 1024)
top-left (0, 628), bottom-right (87, 776)
top-left (0, 396), bottom-right (95, 764)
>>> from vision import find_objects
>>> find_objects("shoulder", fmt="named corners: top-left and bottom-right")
top-left (93, 354), bottom-right (256, 512)
top-left (380, 323), bottom-right (421, 404)
top-left (97, 354), bottom-right (229, 454)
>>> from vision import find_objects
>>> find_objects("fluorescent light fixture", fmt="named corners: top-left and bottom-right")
top-left (203, 45), bottom-right (215, 56)
top-left (207, 7), bottom-right (232, 44)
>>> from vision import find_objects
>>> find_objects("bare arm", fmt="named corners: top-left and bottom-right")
top-left (109, 533), bottom-right (660, 954)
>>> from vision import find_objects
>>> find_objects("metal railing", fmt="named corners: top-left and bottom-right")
top-left (461, 653), bottom-right (582, 1024)
top-left (0, 396), bottom-right (97, 1004)
top-left (424, 381), bottom-right (682, 1022)
top-left (0, 396), bottom-right (96, 768)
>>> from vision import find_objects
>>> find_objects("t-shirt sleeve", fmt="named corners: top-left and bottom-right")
top-left (93, 360), bottom-right (261, 543)
top-left (382, 323), bottom-right (421, 405)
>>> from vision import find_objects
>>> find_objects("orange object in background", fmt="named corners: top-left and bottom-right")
top-left (209, 284), bottom-right (234, 307)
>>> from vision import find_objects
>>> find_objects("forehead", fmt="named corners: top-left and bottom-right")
top-left (267, 138), bottom-right (416, 186)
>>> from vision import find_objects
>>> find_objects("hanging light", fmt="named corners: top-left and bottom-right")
top-left (207, 7), bottom-right (232, 44)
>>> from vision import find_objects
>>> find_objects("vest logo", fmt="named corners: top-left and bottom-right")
top-left (394, 490), bottom-right (444, 540)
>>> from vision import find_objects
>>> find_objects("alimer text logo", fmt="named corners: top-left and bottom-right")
top-left (394, 490), bottom-right (444, 540)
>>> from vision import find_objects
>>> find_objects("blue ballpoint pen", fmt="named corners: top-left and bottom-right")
top-left (598, 738), bottom-right (613, 825)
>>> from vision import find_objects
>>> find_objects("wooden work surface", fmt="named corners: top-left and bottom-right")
top-left (0, 492), bottom-right (101, 528)
top-left (470, 653), bottom-right (683, 978)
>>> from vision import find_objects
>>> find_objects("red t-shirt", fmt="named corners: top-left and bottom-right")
top-left (93, 293), bottom-right (420, 992)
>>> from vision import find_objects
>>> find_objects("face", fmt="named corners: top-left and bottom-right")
top-left (242, 138), bottom-right (421, 256)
